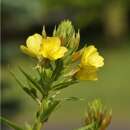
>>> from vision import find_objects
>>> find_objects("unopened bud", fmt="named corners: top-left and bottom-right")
top-left (56, 20), bottom-right (75, 46)
top-left (84, 99), bottom-right (112, 130)
top-left (68, 33), bottom-right (75, 48)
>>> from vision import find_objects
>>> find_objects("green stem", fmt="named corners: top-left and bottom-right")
top-left (33, 120), bottom-right (42, 130)
top-left (0, 116), bottom-right (24, 130)
top-left (33, 101), bottom-right (44, 130)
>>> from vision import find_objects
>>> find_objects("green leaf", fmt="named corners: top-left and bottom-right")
top-left (11, 71), bottom-right (34, 96)
top-left (19, 67), bottom-right (45, 96)
top-left (38, 68), bottom-right (53, 92)
top-left (51, 59), bottom-right (63, 81)
top-left (63, 48), bottom-right (73, 65)
top-left (10, 71), bottom-right (25, 89)
top-left (63, 97), bottom-right (83, 101)
top-left (23, 87), bottom-right (39, 103)
top-left (39, 69), bottom-right (49, 88)
top-left (52, 80), bottom-right (78, 91)
top-left (0, 117), bottom-right (24, 130)
top-left (10, 71), bottom-right (40, 103)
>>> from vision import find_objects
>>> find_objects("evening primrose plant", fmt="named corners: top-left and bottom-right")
top-left (1, 20), bottom-right (111, 130)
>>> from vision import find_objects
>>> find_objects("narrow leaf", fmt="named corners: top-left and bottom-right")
top-left (63, 49), bottom-right (73, 65)
top-left (23, 87), bottom-right (39, 103)
top-left (10, 71), bottom-right (25, 89)
top-left (0, 117), bottom-right (24, 130)
top-left (52, 59), bottom-right (63, 81)
top-left (52, 80), bottom-right (78, 91)
top-left (19, 67), bottom-right (45, 96)
top-left (11, 71), bottom-right (39, 103)
top-left (63, 97), bottom-right (83, 101)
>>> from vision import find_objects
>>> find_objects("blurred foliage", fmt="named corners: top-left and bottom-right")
top-left (2, 0), bottom-right (44, 30)
top-left (2, 0), bottom-right (130, 31)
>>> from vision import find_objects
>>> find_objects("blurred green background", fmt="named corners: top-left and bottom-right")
top-left (1, 0), bottom-right (130, 130)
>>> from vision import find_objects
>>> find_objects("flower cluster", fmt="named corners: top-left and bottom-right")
top-left (19, 21), bottom-right (104, 129)
top-left (21, 20), bottom-right (104, 81)
top-left (20, 34), bottom-right (67, 60)
top-left (1, 20), bottom-right (109, 130)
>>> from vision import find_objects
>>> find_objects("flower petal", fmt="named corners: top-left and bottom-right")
top-left (20, 45), bottom-right (36, 57)
top-left (88, 52), bottom-right (104, 68)
top-left (41, 37), bottom-right (61, 58)
top-left (50, 47), bottom-right (68, 60)
top-left (40, 37), bottom-right (67, 60)
top-left (81, 45), bottom-right (97, 66)
top-left (26, 33), bottom-right (42, 54)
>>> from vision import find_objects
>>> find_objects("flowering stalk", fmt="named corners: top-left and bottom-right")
top-left (0, 20), bottom-right (111, 130)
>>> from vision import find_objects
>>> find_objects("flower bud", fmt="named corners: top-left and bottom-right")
top-left (55, 20), bottom-right (75, 47)
top-left (84, 99), bottom-right (112, 130)
top-left (100, 110), bottom-right (112, 130)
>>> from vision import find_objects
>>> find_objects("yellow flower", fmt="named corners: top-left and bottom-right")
top-left (20, 33), bottom-right (42, 57)
top-left (40, 37), bottom-right (68, 60)
top-left (81, 45), bottom-right (104, 68)
top-left (20, 34), bottom-right (67, 60)
top-left (75, 45), bottom-right (104, 80)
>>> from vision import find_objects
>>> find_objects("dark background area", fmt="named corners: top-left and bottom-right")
top-left (1, 0), bottom-right (130, 130)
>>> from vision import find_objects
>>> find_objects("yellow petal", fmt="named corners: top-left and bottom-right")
top-left (40, 37), bottom-right (67, 60)
top-left (81, 45), bottom-right (97, 66)
top-left (41, 37), bottom-right (61, 58)
top-left (76, 66), bottom-right (98, 80)
top-left (26, 33), bottom-right (42, 54)
top-left (88, 52), bottom-right (104, 68)
top-left (50, 47), bottom-right (68, 60)
top-left (20, 45), bottom-right (36, 57)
